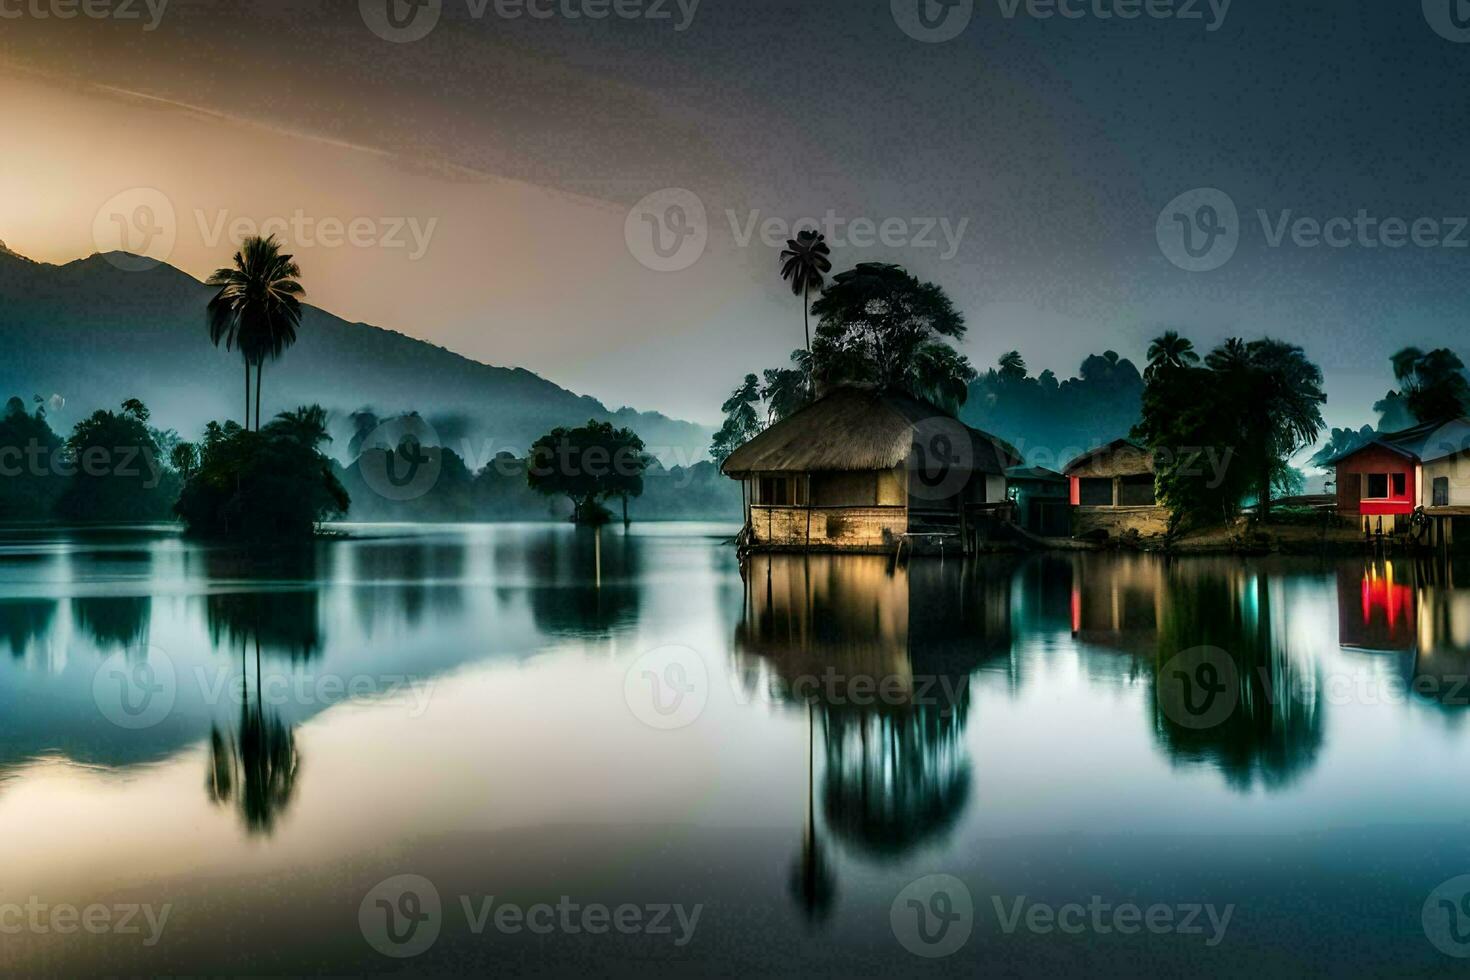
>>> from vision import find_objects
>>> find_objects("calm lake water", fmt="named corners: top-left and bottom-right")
top-left (4, 522), bottom-right (1470, 976)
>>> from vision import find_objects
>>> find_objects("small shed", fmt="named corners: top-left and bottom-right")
top-left (721, 386), bottom-right (1020, 553)
top-left (1062, 439), bottom-right (1170, 539)
top-left (1005, 466), bottom-right (1069, 537)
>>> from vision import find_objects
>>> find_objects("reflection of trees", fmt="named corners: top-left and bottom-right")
top-left (349, 538), bottom-right (466, 630)
top-left (71, 595), bottom-right (150, 649)
top-left (206, 590), bottom-right (322, 661)
top-left (206, 643), bottom-right (301, 835)
top-left (734, 554), bottom-right (1008, 897)
top-left (0, 599), bottom-right (55, 657)
top-left (1151, 567), bottom-right (1323, 791)
top-left (523, 527), bottom-right (642, 637)
top-left (203, 547), bottom-right (323, 661)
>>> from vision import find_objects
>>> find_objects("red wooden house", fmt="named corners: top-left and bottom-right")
top-left (1330, 440), bottom-right (1416, 533)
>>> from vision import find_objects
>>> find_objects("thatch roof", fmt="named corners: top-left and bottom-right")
top-left (721, 386), bottom-right (1020, 477)
top-left (1063, 439), bottom-right (1154, 478)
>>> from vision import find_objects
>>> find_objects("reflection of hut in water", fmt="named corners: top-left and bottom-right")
top-left (1069, 553), bottom-right (1163, 656)
top-left (1336, 560), bottom-right (1417, 654)
top-left (1405, 561), bottom-right (1470, 715)
top-left (733, 553), bottom-right (1013, 864)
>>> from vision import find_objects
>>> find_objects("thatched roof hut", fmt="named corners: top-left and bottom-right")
top-left (1062, 439), bottom-right (1154, 480)
top-left (721, 386), bottom-right (1017, 478)
top-left (722, 386), bottom-right (1020, 553)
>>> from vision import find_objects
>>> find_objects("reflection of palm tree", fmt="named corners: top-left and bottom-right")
top-left (206, 637), bottom-right (301, 834)
top-left (206, 235), bottom-right (305, 431)
top-left (788, 702), bottom-right (835, 923)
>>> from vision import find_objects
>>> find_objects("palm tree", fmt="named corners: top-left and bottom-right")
top-left (1204, 336), bottom-right (1250, 373)
top-left (1145, 330), bottom-right (1200, 380)
top-left (779, 230), bottom-right (832, 385)
top-left (206, 235), bottom-right (305, 431)
top-left (265, 405), bottom-right (332, 449)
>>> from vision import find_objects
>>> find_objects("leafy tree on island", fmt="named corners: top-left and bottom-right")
top-left (0, 395), bottom-right (65, 521)
top-left (1372, 347), bottom-right (1470, 429)
top-left (1134, 336), bottom-right (1326, 527)
top-left (711, 263), bottom-right (976, 461)
top-left (175, 404), bottom-right (348, 539)
top-left (206, 235), bottom-right (305, 431)
top-left (56, 398), bottom-right (179, 522)
top-left (809, 263), bottom-right (977, 413)
top-left (527, 420), bottom-right (651, 525)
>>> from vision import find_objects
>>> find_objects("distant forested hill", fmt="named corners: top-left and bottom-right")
top-left (961, 351), bottom-right (1145, 469)
top-left (0, 247), bottom-right (712, 465)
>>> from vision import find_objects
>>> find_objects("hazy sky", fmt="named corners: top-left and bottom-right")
top-left (3, 1), bottom-right (1470, 426)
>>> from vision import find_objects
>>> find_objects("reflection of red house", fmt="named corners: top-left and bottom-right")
top-left (1337, 562), bottom-right (1416, 652)
top-left (1329, 441), bottom-right (1416, 533)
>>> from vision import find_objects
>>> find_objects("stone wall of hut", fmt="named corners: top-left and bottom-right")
top-left (1072, 505), bottom-right (1171, 540)
top-left (748, 505), bottom-right (907, 551)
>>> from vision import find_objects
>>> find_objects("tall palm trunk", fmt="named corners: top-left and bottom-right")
top-left (803, 284), bottom-right (814, 398)
top-left (254, 361), bottom-right (263, 431)
top-left (244, 362), bottom-right (252, 431)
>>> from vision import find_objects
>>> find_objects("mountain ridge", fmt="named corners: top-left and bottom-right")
top-left (0, 246), bottom-right (713, 464)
